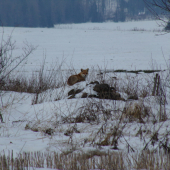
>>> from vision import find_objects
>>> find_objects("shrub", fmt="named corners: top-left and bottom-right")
top-left (165, 21), bottom-right (170, 31)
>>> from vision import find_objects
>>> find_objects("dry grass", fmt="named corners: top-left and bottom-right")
top-left (0, 150), bottom-right (170, 170)
top-left (1, 58), bottom-right (65, 94)
top-left (123, 101), bottom-right (151, 123)
top-left (1, 75), bottom-right (39, 93)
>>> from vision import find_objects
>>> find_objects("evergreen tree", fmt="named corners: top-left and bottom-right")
top-left (0, 0), bottom-right (162, 27)
top-left (115, 0), bottom-right (126, 22)
top-left (89, 0), bottom-right (103, 22)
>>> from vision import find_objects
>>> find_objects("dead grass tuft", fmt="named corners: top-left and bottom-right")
top-left (123, 102), bottom-right (151, 123)
top-left (1, 150), bottom-right (170, 170)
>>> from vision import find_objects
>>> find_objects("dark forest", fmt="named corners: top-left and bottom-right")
top-left (0, 0), bottom-right (162, 27)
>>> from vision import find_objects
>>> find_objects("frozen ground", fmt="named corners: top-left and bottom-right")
top-left (0, 20), bottom-right (170, 169)
top-left (1, 20), bottom-right (170, 73)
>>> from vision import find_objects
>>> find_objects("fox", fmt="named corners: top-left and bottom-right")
top-left (67, 68), bottom-right (89, 86)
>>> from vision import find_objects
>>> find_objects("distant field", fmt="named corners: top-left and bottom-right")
top-left (1, 20), bottom-right (170, 73)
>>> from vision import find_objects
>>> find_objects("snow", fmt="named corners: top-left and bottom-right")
top-left (1, 20), bottom-right (170, 73)
top-left (0, 20), bottom-right (170, 169)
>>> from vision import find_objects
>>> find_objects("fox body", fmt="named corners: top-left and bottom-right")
top-left (67, 68), bottom-right (89, 86)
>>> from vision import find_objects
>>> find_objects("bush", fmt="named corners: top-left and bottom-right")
top-left (0, 30), bottom-right (36, 88)
top-left (165, 21), bottom-right (170, 31)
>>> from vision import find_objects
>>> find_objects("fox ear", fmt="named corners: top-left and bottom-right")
top-left (81, 69), bottom-right (83, 72)
top-left (87, 68), bottom-right (89, 72)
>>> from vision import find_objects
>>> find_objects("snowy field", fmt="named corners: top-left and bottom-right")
top-left (1, 20), bottom-right (170, 72)
top-left (0, 20), bottom-right (170, 169)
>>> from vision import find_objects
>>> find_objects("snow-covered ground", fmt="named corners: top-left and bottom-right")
top-left (0, 20), bottom-right (170, 169)
top-left (1, 20), bottom-right (170, 73)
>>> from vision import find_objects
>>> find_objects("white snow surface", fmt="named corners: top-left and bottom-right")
top-left (1, 20), bottom-right (170, 73)
top-left (0, 20), bottom-right (170, 169)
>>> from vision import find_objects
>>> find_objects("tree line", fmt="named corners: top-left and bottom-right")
top-left (0, 0), bottom-right (163, 27)
top-left (0, 0), bottom-right (104, 27)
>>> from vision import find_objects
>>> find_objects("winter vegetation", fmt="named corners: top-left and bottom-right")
top-left (0, 20), bottom-right (170, 169)
top-left (0, 1), bottom-right (170, 170)
top-left (144, 0), bottom-right (170, 31)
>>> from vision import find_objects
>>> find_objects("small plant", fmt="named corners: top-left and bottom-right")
top-left (123, 102), bottom-right (151, 123)
top-left (165, 21), bottom-right (170, 31)
top-left (0, 110), bottom-right (3, 123)
top-left (0, 34), bottom-right (36, 85)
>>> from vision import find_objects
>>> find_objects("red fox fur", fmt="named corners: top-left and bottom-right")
top-left (67, 68), bottom-right (89, 86)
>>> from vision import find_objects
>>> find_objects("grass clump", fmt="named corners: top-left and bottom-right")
top-left (1, 150), bottom-right (170, 170)
top-left (123, 102), bottom-right (151, 123)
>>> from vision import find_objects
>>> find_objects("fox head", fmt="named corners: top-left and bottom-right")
top-left (80, 68), bottom-right (89, 78)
